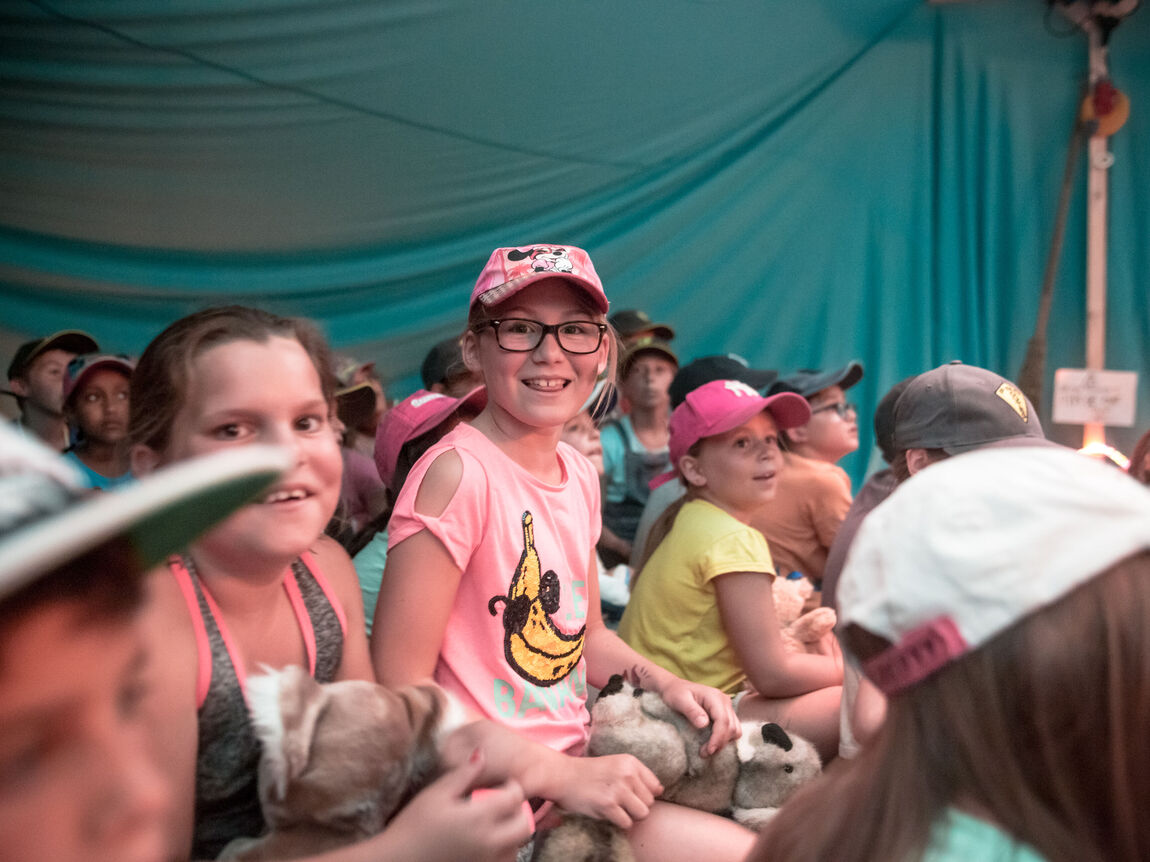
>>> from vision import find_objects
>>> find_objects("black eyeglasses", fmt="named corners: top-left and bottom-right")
top-left (477, 318), bottom-right (608, 354)
top-left (811, 402), bottom-right (857, 419)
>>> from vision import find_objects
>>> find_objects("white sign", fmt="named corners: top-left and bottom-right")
top-left (1052, 368), bottom-right (1138, 427)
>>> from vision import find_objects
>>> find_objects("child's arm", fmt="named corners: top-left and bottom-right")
top-left (443, 719), bottom-right (662, 829)
top-left (370, 450), bottom-right (465, 686)
top-left (715, 571), bottom-right (842, 697)
top-left (580, 551), bottom-right (741, 756)
top-left (310, 534), bottom-right (376, 682)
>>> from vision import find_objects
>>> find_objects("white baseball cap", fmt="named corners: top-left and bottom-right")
top-left (0, 423), bottom-right (291, 599)
top-left (837, 445), bottom-right (1150, 694)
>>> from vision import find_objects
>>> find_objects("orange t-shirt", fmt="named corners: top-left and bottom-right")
top-left (748, 451), bottom-right (852, 583)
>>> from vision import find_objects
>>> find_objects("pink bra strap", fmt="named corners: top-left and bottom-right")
top-left (168, 556), bottom-right (213, 711)
top-left (299, 550), bottom-right (348, 638)
top-left (283, 575), bottom-right (317, 676)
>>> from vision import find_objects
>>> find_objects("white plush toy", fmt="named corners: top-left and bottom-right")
top-left (773, 572), bottom-right (837, 654)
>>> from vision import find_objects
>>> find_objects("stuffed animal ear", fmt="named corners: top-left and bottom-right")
top-left (761, 723), bottom-right (794, 752)
top-left (246, 665), bottom-right (328, 801)
top-left (598, 674), bottom-right (627, 699)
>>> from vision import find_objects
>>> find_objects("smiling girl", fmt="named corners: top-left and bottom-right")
top-left (129, 306), bottom-right (530, 862)
top-left (618, 379), bottom-right (844, 761)
top-left (371, 246), bottom-right (756, 861)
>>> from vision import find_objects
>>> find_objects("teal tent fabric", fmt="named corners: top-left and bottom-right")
top-left (2, 0), bottom-right (1148, 484)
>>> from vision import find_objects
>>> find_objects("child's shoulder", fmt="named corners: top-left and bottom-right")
top-left (784, 452), bottom-right (851, 491)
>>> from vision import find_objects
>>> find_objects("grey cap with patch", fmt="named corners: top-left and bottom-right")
top-left (892, 361), bottom-right (1047, 454)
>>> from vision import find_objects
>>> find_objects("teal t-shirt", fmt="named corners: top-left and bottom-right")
top-left (923, 810), bottom-right (1046, 862)
top-left (351, 528), bottom-right (387, 636)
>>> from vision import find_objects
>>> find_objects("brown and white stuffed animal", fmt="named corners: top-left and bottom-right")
top-left (218, 665), bottom-right (467, 861)
top-left (773, 573), bottom-right (837, 654)
top-left (533, 674), bottom-right (822, 861)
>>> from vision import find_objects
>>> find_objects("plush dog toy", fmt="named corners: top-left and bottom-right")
top-left (218, 666), bottom-right (466, 861)
top-left (773, 572), bottom-right (837, 654)
top-left (532, 675), bottom-right (822, 861)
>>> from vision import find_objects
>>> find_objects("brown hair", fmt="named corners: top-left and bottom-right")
top-left (753, 550), bottom-right (1150, 862)
top-left (631, 440), bottom-right (705, 578)
top-left (128, 305), bottom-right (336, 455)
top-left (1128, 428), bottom-right (1150, 485)
top-left (0, 537), bottom-right (144, 670)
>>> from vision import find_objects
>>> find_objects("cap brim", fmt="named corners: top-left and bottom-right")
top-left (0, 445), bottom-right (291, 598)
top-left (476, 272), bottom-right (609, 314)
top-left (64, 357), bottom-right (135, 406)
top-left (763, 392), bottom-right (814, 430)
top-left (785, 361), bottom-right (864, 397)
top-left (335, 382), bottom-right (378, 428)
top-left (40, 330), bottom-right (100, 358)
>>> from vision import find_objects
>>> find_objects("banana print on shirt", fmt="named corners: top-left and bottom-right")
top-left (488, 511), bottom-right (586, 686)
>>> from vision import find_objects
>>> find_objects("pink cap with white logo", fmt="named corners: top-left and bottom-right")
top-left (374, 387), bottom-right (487, 491)
top-left (470, 245), bottom-right (608, 313)
top-left (650, 379), bottom-right (811, 489)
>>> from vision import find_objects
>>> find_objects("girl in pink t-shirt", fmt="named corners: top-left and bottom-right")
top-left (372, 246), bottom-right (756, 860)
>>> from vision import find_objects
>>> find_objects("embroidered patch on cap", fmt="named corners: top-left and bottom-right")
top-left (995, 382), bottom-right (1029, 422)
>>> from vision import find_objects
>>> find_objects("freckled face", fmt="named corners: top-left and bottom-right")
top-left (466, 278), bottom-right (608, 436)
top-left (689, 411), bottom-right (782, 522)
top-left (156, 337), bottom-right (342, 564)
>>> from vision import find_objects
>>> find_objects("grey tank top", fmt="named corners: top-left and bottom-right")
top-left (172, 555), bottom-right (345, 860)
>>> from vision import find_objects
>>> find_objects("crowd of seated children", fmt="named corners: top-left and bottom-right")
top-left (10, 268), bottom-right (1150, 862)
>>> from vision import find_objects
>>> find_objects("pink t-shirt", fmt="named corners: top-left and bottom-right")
top-left (388, 423), bottom-right (601, 755)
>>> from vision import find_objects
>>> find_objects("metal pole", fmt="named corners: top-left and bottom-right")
top-left (1083, 21), bottom-right (1110, 447)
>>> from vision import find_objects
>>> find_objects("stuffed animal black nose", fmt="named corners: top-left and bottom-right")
top-left (761, 723), bottom-right (794, 751)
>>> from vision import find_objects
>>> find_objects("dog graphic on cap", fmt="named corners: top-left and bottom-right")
top-left (507, 246), bottom-right (573, 273)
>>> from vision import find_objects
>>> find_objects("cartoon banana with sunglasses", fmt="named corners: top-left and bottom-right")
top-left (488, 511), bottom-right (585, 686)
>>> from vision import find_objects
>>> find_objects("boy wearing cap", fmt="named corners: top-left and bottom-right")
top-left (421, 335), bottom-right (483, 397)
top-left (753, 446), bottom-right (1150, 861)
top-left (836, 362), bottom-right (1050, 760)
top-left (749, 362), bottom-right (863, 594)
top-left (5, 330), bottom-right (99, 451)
top-left (598, 337), bottom-right (678, 567)
top-left (0, 424), bottom-right (289, 862)
top-left (62, 355), bottom-right (135, 490)
top-left (608, 308), bottom-right (676, 348)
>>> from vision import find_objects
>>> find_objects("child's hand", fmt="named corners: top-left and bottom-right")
top-left (553, 752), bottom-right (662, 828)
top-left (384, 750), bottom-right (533, 862)
top-left (657, 677), bottom-right (740, 756)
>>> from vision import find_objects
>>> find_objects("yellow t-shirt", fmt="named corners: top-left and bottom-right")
top-left (618, 498), bottom-right (775, 694)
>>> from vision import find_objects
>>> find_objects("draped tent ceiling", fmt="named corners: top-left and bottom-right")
top-left (2, 0), bottom-right (1148, 484)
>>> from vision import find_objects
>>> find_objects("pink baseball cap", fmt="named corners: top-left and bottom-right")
top-left (63, 354), bottom-right (135, 407)
top-left (470, 245), bottom-right (609, 313)
top-left (374, 387), bottom-right (487, 491)
top-left (652, 379), bottom-right (811, 488)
